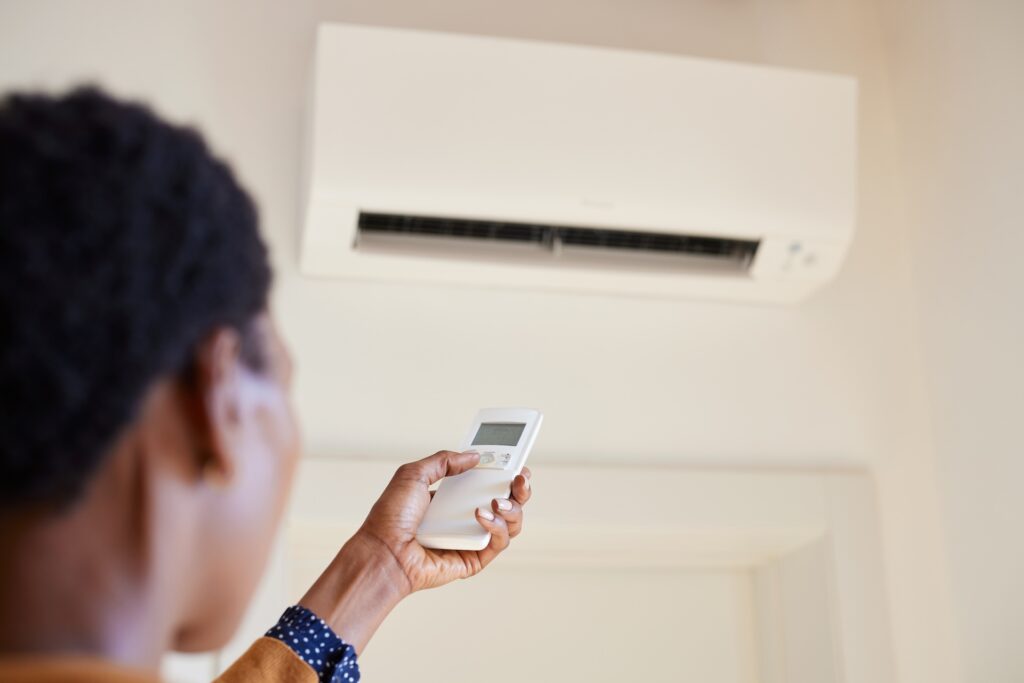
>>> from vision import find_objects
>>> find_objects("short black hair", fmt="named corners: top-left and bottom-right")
top-left (0, 87), bottom-right (273, 508)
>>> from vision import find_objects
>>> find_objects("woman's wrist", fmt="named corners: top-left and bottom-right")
top-left (297, 531), bottom-right (410, 654)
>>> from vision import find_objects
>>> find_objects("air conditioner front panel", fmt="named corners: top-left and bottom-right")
top-left (303, 24), bottom-right (857, 303)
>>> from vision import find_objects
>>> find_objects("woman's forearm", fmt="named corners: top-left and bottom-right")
top-left (297, 532), bottom-right (409, 655)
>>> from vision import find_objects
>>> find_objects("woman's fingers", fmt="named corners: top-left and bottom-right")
top-left (494, 469), bottom-right (532, 539)
top-left (511, 470), bottom-right (531, 506)
top-left (492, 496), bottom-right (523, 537)
top-left (447, 468), bottom-right (534, 579)
top-left (474, 505), bottom-right (511, 569)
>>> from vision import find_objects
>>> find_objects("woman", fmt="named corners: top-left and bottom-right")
top-left (0, 88), bottom-right (531, 682)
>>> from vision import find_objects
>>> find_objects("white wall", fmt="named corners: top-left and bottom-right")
top-left (0, 1), bottom-right (967, 680)
top-left (879, 1), bottom-right (1024, 680)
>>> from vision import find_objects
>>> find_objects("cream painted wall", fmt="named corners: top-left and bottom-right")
top-left (878, 1), bottom-right (1024, 680)
top-left (0, 1), bottom-right (963, 680)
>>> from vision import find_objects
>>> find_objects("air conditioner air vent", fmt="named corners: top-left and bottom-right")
top-left (356, 212), bottom-right (759, 275)
top-left (557, 226), bottom-right (756, 259)
top-left (358, 212), bottom-right (549, 244)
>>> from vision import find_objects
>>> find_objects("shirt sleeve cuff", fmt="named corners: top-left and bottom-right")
top-left (265, 605), bottom-right (361, 683)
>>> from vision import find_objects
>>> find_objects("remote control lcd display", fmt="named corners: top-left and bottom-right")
top-left (472, 422), bottom-right (526, 447)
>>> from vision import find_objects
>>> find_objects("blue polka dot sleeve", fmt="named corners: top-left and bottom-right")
top-left (266, 605), bottom-right (361, 682)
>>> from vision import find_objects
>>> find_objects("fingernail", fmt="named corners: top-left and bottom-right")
top-left (462, 450), bottom-right (480, 457)
top-left (523, 476), bottom-right (531, 490)
top-left (495, 498), bottom-right (512, 511)
top-left (477, 506), bottom-right (495, 521)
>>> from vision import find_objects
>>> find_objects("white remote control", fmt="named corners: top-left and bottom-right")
top-left (416, 408), bottom-right (543, 551)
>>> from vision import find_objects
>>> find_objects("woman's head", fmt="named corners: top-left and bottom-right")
top-left (0, 87), bottom-right (299, 651)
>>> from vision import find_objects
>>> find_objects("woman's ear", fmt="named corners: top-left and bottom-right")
top-left (184, 327), bottom-right (246, 487)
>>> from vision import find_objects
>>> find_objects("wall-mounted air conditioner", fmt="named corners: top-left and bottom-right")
top-left (301, 23), bottom-right (858, 303)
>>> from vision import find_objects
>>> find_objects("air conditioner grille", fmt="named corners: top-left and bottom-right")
top-left (356, 212), bottom-right (759, 273)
